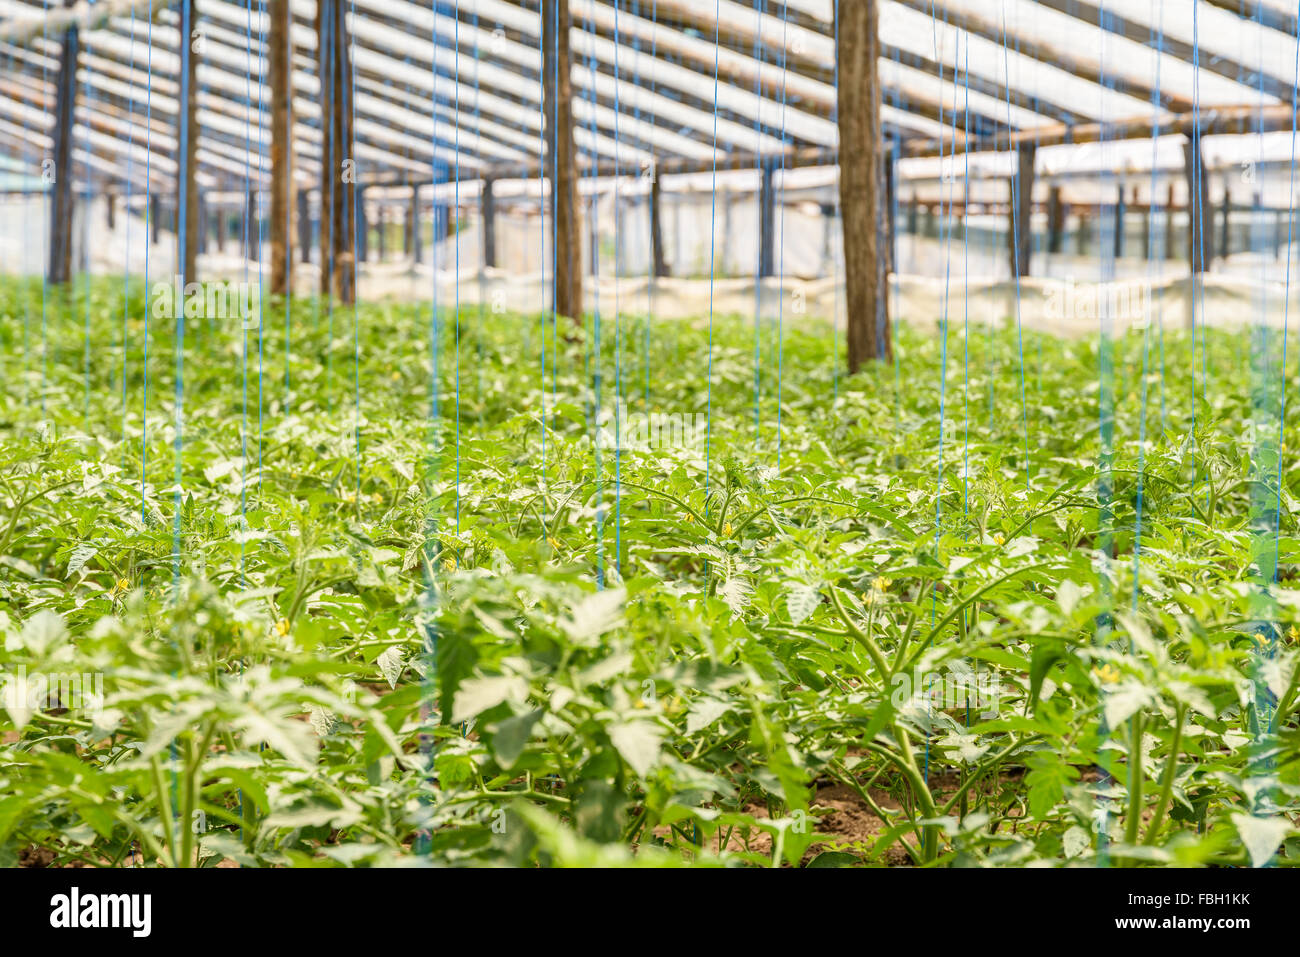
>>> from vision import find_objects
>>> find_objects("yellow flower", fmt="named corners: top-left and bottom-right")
top-left (872, 577), bottom-right (888, 593)
top-left (722, 522), bottom-right (733, 538)
top-left (1091, 663), bottom-right (1120, 685)
top-left (371, 492), bottom-right (383, 504)
top-left (1289, 625), bottom-right (1300, 645)
top-left (993, 533), bottom-right (1005, 546)
top-left (275, 618), bottom-right (290, 637)
top-left (546, 536), bottom-right (561, 550)
top-left (442, 557), bottom-right (457, 573)
top-left (111, 577), bottom-right (130, 597)
top-left (390, 371), bottom-right (401, 382)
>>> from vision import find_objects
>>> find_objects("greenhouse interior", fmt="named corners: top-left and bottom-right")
top-left (0, 0), bottom-right (1299, 882)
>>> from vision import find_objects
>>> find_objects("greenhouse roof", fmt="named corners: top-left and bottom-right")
top-left (0, 0), bottom-right (1297, 195)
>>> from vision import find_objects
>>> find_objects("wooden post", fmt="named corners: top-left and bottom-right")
top-left (246, 193), bottom-right (258, 263)
top-left (355, 186), bottom-right (368, 262)
top-left (481, 175), bottom-right (497, 269)
top-left (758, 160), bottom-right (776, 278)
top-left (177, 0), bottom-right (200, 285)
top-left (884, 153), bottom-right (896, 274)
top-left (409, 185), bottom-right (422, 263)
top-left (1113, 183), bottom-right (1125, 259)
top-left (1220, 182), bottom-right (1231, 262)
top-left (376, 202), bottom-right (386, 261)
top-left (837, 0), bottom-right (890, 369)
top-left (1184, 134), bottom-right (1214, 272)
top-left (1139, 185), bottom-right (1151, 260)
top-left (542, 0), bottom-right (582, 322)
top-left (316, 0), bottom-right (356, 302)
top-left (1165, 181), bottom-right (1176, 260)
top-left (197, 193), bottom-right (208, 254)
top-left (269, 0), bottom-right (293, 295)
top-left (1047, 185), bottom-right (1064, 254)
top-left (1008, 143), bottom-right (1036, 278)
top-left (47, 8), bottom-right (78, 285)
top-left (297, 189), bottom-right (311, 263)
top-left (105, 192), bottom-right (116, 231)
top-left (649, 163), bottom-right (668, 277)
top-left (149, 193), bottom-right (160, 245)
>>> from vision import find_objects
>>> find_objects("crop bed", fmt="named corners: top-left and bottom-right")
top-left (0, 277), bottom-right (1297, 867)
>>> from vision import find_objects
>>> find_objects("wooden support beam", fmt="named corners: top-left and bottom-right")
top-left (838, 0), bottom-right (890, 370)
top-left (269, 0), bottom-right (294, 295)
top-left (178, 0), bottom-right (199, 285)
top-left (1165, 181), bottom-right (1176, 260)
top-left (1008, 143), bottom-right (1035, 278)
top-left (481, 175), bottom-right (497, 269)
top-left (758, 161), bottom-right (776, 279)
top-left (407, 185), bottom-right (421, 262)
top-left (197, 192), bottom-right (208, 254)
top-left (884, 154), bottom-right (896, 274)
top-left (1113, 183), bottom-right (1125, 259)
top-left (297, 188), bottom-right (311, 263)
top-left (649, 163), bottom-right (668, 278)
top-left (47, 8), bottom-right (78, 286)
top-left (355, 186), bottom-right (368, 262)
top-left (542, 0), bottom-right (582, 322)
top-left (150, 192), bottom-right (160, 245)
top-left (316, 0), bottom-right (356, 303)
top-left (1184, 134), bottom-right (1214, 272)
top-left (105, 191), bottom-right (116, 231)
top-left (1047, 185), bottom-right (1064, 254)
top-left (1220, 182), bottom-right (1232, 262)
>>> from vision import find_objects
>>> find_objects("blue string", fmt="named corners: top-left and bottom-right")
top-left (1133, 3), bottom-right (1165, 613)
top-left (773, 1), bottom-right (790, 467)
top-left (750, 0), bottom-right (765, 449)
top-left (704, 0), bottom-right (720, 522)
top-left (550, 0), bottom-right (559, 467)
top-left (81, 22), bottom-right (92, 429)
top-left (322, 0), bottom-right (336, 409)
top-left (831, 0), bottom-right (840, 399)
top-left (349, 0), bottom-right (361, 503)
top-left (998, 3), bottom-right (1031, 492)
top-left (641, 0), bottom-right (659, 411)
top-left (961, 32), bottom-right (971, 522)
top-left (612, 0), bottom-right (624, 578)
top-left (140, 0), bottom-right (154, 526)
top-left (453, 8), bottom-right (461, 536)
top-left (540, 5), bottom-right (550, 490)
top-left (241, 0), bottom-right (255, 582)
top-left (924, 0), bottom-right (956, 790)
top-left (1277, 0), bottom-right (1300, 581)
top-left (256, 0), bottom-right (269, 493)
top-left (173, 0), bottom-right (193, 597)
top-left (579, 1), bottom-right (606, 590)
top-left (120, 6), bottom-right (138, 466)
top-left (40, 0), bottom-right (49, 416)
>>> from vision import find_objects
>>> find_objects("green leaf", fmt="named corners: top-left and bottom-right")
top-left (1231, 814), bottom-right (1291, 868)
top-left (608, 720), bottom-right (663, 778)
